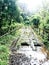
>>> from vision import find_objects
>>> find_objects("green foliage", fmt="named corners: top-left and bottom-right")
top-left (0, 23), bottom-right (24, 65)
top-left (0, 45), bottom-right (9, 65)
top-left (30, 9), bottom-right (49, 50)
top-left (44, 24), bottom-right (49, 31)
top-left (0, 45), bottom-right (8, 53)
top-left (31, 17), bottom-right (40, 28)
top-left (0, 0), bottom-right (49, 65)
top-left (0, 53), bottom-right (8, 60)
top-left (24, 21), bottom-right (30, 25)
top-left (0, 0), bottom-right (20, 35)
top-left (0, 61), bottom-right (7, 65)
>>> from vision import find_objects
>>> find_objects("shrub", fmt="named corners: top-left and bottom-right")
top-left (0, 45), bottom-right (8, 53)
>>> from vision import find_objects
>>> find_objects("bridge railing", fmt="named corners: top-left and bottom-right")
top-left (0, 26), bottom-right (21, 46)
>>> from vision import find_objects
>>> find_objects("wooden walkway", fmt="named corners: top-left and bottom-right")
top-left (9, 26), bottom-right (49, 65)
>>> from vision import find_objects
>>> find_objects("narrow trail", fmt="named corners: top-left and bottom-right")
top-left (9, 26), bottom-right (49, 65)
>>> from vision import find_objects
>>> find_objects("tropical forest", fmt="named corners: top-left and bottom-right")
top-left (0, 0), bottom-right (49, 65)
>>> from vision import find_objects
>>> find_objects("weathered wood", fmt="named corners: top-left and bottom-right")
top-left (10, 36), bottom-right (20, 52)
top-left (9, 53), bottom-right (30, 65)
top-left (9, 27), bottom-right (49, 65)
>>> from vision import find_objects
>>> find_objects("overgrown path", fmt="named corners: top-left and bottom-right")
top-left (9, 26), bottom-right (49, 65)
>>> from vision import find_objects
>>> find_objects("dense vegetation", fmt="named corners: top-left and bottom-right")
top-left (0, 0), bottom-right (49, 65)
top-left (30, 10), bottom-right (49, 50)
top-left (0, 0), bottom-right (22, 35)
top-left (0, 0), bottom-right (23, 65)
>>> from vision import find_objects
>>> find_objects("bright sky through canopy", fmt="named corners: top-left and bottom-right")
top-left (17, 0), bottom-right (43, 13)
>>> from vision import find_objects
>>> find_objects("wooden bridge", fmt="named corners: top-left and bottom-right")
top-left (9, 26), bottom-right (49, 65)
